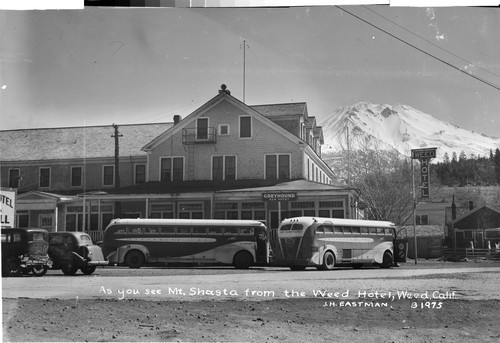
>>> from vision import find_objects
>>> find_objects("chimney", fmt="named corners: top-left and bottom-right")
top-left (451, 195), bottom-right (456, 220)
top-left (173, 115), bottom-right (181, 125)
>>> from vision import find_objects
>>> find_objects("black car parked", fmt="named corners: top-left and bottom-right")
top-left (48, 231), bottom-right (108, 275)
top-left (1, 228), bottom-right (52, 277)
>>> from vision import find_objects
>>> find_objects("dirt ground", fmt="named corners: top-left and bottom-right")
top-left (3, 296), bottom-right (500, 342)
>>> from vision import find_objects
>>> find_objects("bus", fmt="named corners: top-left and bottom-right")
top-left (273, 217), bottom-right (407, 270)
top-left (102, 218), bottom-right (270, 269)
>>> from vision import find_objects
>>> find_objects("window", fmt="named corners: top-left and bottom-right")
top-left (219, 124), bottom-right (229, 136)
top-left (212, 156), bottom-right (236, 181)
top-left (265, 154), bottom-right (290, 180)
top-left (160, 157), bottom-right (184, 182)
top-left (71, 167), bottom-right (82, 187)
top-left (197, 118), bottom-right (208, 140)
top-left (39, 167), bottom-right (51, 188)
top-left (214, 202), bottom-right (238, 220)
top-left (239, 116), bottom-right (252, 138)
top-left (135, 164), bottom-right (146, 184)
top-left (416, 214), bottom-right (429, 225)
top-left (9, 169), bottom-right (20, 188)
top-left (103, 166), bottom-right (114, 186)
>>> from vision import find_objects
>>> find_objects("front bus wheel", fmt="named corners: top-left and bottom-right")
top-left (321, 251), bottom-right (335, 270)
top-left (380, 251), bottom-right (393, 268)
top-left (233, 251), bottom-right (253, 269)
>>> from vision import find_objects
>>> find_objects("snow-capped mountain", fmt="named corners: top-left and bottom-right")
top-left (320, 102), bottom-right (500, 162)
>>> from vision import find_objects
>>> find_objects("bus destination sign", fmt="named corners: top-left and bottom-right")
top-left (262, 192), bottom-right (297, 202)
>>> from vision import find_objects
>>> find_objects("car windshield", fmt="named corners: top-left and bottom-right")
top-left (32, 232), bottom-right (45, 241)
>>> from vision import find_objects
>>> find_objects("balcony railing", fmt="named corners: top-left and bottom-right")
top-left (182, 127), bottom-right (217, 144)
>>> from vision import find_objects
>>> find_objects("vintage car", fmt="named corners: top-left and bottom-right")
top-left (48, 231), bottom-right (108, 275)
top-left (1, 228), bottom-right (53, 277)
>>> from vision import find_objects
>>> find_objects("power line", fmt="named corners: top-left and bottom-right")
top-left (336, 6), bottom-right (500, 92)
top-left (363, 6), bottom-right (500, 82)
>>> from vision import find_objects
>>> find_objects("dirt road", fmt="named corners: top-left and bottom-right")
top-left (3, 261), bottom-right (500, 342)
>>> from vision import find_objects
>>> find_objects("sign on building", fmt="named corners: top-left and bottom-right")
top-left (262, 192), bottom-right (297, 202)
top-left (1, 188), bottom-right (17, 228)
top-left (411, 148), bottom-right (437, 199)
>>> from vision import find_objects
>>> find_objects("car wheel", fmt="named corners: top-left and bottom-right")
top-left (4, 258), bottom-right (21, 277)
top-left (125, 250), bottom-right (145, 269)
top-left (233, 251), bottom-right (253, 269)
top-left (61, 262), bottom-right (78, 275)
top-left (80, 266), bottom-right (97, 275)
top-left (32, 265), bottom-right (48, 277)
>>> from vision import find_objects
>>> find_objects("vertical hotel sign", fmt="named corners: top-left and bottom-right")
top-left (1, 188), bottom-right (17, 228)
top-left (411, 148), bottom-right (437, 198)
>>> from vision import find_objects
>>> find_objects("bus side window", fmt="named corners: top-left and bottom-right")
top-left (291, 224), bottom-right (303, 231)
top-left (208, 227), bottom-right (223, 235)
top-left (324, 225), bottom-right (334, 234)
top-left (343, 227), bottom-right (352, 234)
top-left (145, 227), bottom-right (159, 234)
top-left (224, 227), bottom-right (238, 235)
top-left (239, 227), bottom-right (254, 235)
top-left (129, 227), bottom-right (142, 234)
top-left (116, 227), bottom-right (126, 234)
top-left (384, 228), bottom-right (392, 235)
top-left (192, 227), bottom-right (207, 235)
top-left (161, 227), bottom-right (175, 234)
top-left (352, 227), bottom-right (361, 234)
top-left (369, 227), bottom-right (377, 235)
top-left (360, 227), bottom-right (369, 234)
top-left (177, 227), bottom-right (191, 235)
top-left (334, 226), bottom-right (342, 234)
top-left (377, 228), bottom-right (385, 235)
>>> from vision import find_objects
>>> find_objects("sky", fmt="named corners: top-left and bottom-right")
top-left (1, 5), bottom-right (500, 138)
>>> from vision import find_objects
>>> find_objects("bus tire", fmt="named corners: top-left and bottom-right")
top-left (321, 251), bottom-right (335, 270)
top-left (125, 250), bottom-right (145, 269)
top-left (380, 251), bottom-right (393, 268)
top-left (233, 251), bottom-right (253, 269)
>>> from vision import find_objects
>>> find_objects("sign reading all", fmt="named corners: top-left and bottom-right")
top-left (1, 188), bottom-right (17, 228)
top-left (262, 192), bottom-right (297, 202)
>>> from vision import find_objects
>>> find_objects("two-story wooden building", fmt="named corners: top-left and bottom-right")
top-left (1, 85), bottom-right (360, 241)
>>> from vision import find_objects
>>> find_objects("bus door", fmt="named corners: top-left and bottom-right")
top-left (394, 228), bottom-right (408, 263)
top-left (254, 226), bottom-right (269, 265)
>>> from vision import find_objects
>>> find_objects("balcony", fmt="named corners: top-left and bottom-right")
top-left (182, 127), bottom-right (217, 145)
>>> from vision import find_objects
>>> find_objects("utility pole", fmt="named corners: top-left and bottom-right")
top-left (112, 124), bottom-right (123, 218)
top-left (112, 124), bottom-right (122, 189)
top-left (241, 40), bottom-right (249, 103)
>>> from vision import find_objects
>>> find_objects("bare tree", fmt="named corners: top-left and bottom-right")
top-left (327, 137), bottom-right (416, 225)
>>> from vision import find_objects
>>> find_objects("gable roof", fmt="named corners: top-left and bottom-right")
top-left (448, 205), bottom-right (500, 226)
top-left (142, 88), bottom-right (307, 152)
top-left (1, 122), bottom-right (172, 162)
